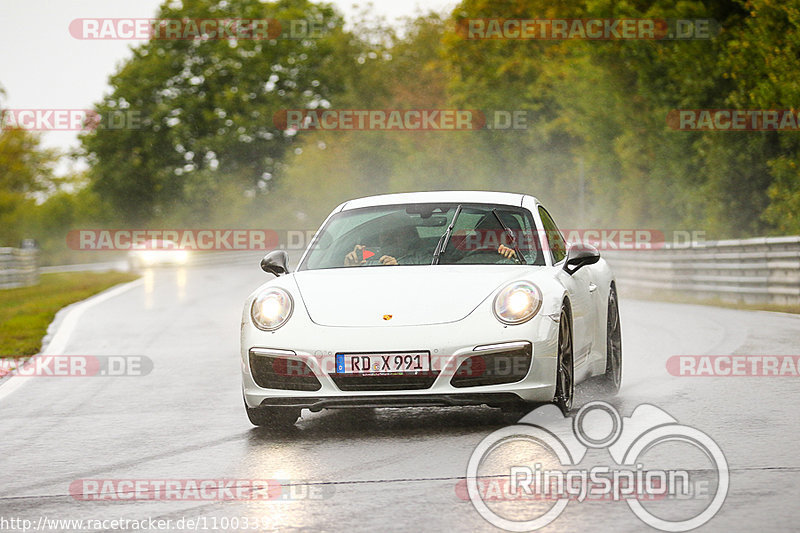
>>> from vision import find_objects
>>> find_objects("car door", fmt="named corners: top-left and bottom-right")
top-left (538, 207), bottom-right (596, 365)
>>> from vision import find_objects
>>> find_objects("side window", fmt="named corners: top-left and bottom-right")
top-left (538, 207), bottom-right (567, 264)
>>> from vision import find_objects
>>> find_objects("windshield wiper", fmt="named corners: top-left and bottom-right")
top-left (432, 204), bottom-right (462, 265)
top-left (492, 209), bottom-right (526, 264)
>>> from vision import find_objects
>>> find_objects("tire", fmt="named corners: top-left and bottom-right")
top-left (553, 306), bottom-right (574, 414)
top-left (599, 285), bottom-right (622, 395)
top-left (244, 400), bottom-right (300, 429)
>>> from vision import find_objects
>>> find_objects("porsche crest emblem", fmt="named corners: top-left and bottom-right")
top-left (382, 314), bottom-right (393, 321)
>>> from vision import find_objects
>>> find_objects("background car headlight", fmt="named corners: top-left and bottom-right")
top-left (140, 251), bottom-right (157, 264)
top-left (493, 281), bottom-right (542, 325)
top-left (251, 288), bottom-right (293, 331)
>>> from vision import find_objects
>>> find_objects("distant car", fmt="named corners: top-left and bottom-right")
top-left (241, 191), bottom-right (621, 428)
top-left (128, 239), bottom-right (189, 269)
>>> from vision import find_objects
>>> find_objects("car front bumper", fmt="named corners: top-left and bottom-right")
top-left (241, 311), bottom-right (560, 410)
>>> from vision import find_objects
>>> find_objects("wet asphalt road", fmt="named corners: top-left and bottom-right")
top-left (1, 257), bottom-right (799, 532)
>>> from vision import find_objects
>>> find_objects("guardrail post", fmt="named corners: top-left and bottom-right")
top-left (0, 247), bottom-right (39, 289)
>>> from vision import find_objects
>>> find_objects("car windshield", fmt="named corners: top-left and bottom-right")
top-left (298, 203), bottom-right (545, 270)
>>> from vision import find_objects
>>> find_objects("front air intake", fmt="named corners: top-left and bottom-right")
top-left (249, 350), bottom-right (322, 391)
top-left (450, 342), bottom-right (532, 388)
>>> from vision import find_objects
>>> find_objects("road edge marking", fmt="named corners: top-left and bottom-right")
top-left (0, 278), bottom-right (144, 401)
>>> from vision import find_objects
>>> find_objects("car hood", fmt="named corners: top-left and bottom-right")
top-left (291, 266), bottom-right (532, 327)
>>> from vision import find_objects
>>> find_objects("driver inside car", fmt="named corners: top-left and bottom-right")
top-left (344, 225), bottom-right (426, 266)
top-left (449, 214), bottom-right (522, 262)
top-left (344, 218), bottom-right (521, 266)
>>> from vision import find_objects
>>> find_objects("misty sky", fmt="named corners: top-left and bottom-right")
top-left (0, 0), bottom-right (454, 163)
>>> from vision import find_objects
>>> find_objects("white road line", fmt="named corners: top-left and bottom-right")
top-left (0, 278), bottom-right (144, 401)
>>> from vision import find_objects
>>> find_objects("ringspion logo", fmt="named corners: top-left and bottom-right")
top-left (466, 402), bottom-right (728, 531)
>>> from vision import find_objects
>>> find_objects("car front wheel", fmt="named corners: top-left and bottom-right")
top-left (554, 306), bottom-right (574, 414)
top-left (599, 285), bottom-right (622, 394)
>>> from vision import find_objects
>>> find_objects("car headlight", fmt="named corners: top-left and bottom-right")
top-left (493, 281), bottom-right (542, 325)
top-left (251, 288), bottom-right (293, 331)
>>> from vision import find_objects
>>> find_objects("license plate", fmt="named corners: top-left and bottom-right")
top-left (335, 352), bottom-right (430, 374)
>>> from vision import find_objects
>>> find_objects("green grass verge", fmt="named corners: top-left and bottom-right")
top-left (0, 271), bottom-right (139, 357)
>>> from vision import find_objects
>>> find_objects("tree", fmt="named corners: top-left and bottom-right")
top-left (81, 0), bottom-right (347, 224)
top-left (723, 0), bottom-right (800, 234)
top-left (0, 125), bottom-right (58, 245)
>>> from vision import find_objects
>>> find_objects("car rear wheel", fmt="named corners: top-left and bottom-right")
top-left (244, 400), bottom-right (300, 429)
top-left (599, 285), bottom-right (622, 394)
top-left (554, 307), bottom-right (574, 414)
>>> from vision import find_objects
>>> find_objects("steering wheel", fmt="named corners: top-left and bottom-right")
top-left (459, 246), bottom-right (520, 264)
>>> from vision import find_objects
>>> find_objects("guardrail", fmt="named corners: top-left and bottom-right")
top-left (602, 236), bottom-right (800, 307)
top-left (0, 247), bottom-right (39, 289)
top-left (17, 236), bottom-right (800, 306)
top-left (40, 250), bottom-right (267, 274)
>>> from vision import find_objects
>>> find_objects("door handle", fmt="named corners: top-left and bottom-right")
top-left (588, 282), bottom-right (597, 293)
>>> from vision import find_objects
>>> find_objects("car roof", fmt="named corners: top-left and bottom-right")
top-left (340, 191), bottom-right (537, 211)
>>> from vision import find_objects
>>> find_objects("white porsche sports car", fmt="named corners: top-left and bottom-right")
top-left (241, 191), bottom-right (621, 427)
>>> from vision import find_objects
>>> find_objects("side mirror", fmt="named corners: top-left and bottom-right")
top-left (563, 243), bottom-right (600, 275)
top-left (261, 250), bottom-right (290, 276)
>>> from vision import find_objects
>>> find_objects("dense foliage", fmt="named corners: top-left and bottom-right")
top-left (3, 0), bottom-right (799, 260)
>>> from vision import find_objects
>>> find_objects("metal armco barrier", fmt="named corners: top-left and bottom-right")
top-left (0, 247), bottom-right (38, 289)
top-left (602, 236), bottom-right (800, 306)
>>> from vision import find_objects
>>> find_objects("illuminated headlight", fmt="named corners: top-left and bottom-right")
top-left (251, 288), bottom-right (293, 331)
top-left (493, 281), bottom-right (542, 325)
